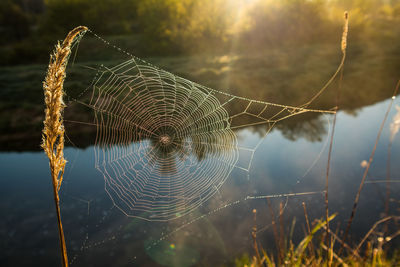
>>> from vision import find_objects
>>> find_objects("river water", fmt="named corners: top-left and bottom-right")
top-left (1, 95), bottom-right (399, 266)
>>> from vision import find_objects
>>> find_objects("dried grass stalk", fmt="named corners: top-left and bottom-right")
top-left (42, 26), bottom-right (87, 267)
top-left (341, 11), bottom-right (349, 53)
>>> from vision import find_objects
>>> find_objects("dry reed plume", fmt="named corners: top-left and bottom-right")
top-left (42, 26), bottom-right (87, 267)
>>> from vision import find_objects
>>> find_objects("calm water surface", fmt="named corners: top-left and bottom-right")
top-left (1, 96), bottom-right (400, 266)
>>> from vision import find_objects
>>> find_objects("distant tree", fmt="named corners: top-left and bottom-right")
top-left (137, 0), bottom-right (234, 53)
top-left (242, 0), bottom-right (334, 48)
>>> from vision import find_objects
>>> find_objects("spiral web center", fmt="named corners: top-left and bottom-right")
top-left (159, 134), bottom-right (171, 145)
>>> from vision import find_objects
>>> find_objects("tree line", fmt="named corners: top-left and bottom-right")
top-left (1, 0), bottom-right (400, 65)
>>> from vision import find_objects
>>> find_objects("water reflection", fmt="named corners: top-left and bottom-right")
top-left (1, 97), bottom-right (399, 266)
top-left (2, 35), bottom-right (400, 152)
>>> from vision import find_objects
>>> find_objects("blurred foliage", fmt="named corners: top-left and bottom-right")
top-left (1, 0), bottom-right (400, 64)
top-left (41, 0), bottom-right (139, 35)
top-left (241, 0), bottom-right (336, 47)
top-left (136, 0), bottom-right (236, 53)
top-left (0, 0), bottom-right (31, 43)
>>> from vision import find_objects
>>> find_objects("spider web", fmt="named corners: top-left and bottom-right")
top-left (64, 31), bottom-right (338, 221)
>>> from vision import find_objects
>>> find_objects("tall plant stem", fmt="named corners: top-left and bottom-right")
top-left (42, 26), bottom-right (88, 267)
top-left (325, 11), bottom-right (348, 260)
top-left (51, 162), bottom-right (68, 267)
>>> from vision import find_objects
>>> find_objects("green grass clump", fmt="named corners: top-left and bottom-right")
top-left (238, 212), bottom-right (400, 267)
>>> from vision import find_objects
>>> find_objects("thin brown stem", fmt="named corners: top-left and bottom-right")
top-left (302, 202), bottom-right (315, 258)
top-left (321, 223), bottom-right (359, 258)
top-left (51, 168), bottom-right (68, 266)
top-left (325, 12), bottom-right (348, 259)
top-left (252, 209), bottom-right (262, 265)
top-left (279, 202), bottom-right (285, 256)
top-left (340, 80), bottom-right (400, 255)
top-left (384, 142), bottom-right (392, 235)
top-left (267, 198), bottom-right (282, 265)
top-left (353, 216), bottom-right (395, 258)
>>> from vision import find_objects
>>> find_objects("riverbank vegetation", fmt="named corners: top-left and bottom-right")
top-left (2, 0), bottom-right (400, 65)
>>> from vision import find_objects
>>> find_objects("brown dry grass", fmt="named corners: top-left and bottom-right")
top-left (41, 26), bottom-right (87, 267)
